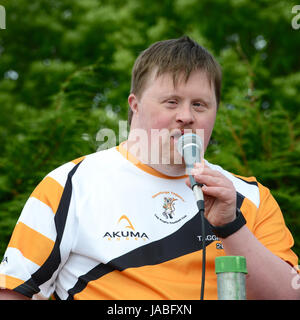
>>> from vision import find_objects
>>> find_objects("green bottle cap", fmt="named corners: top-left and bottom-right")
top-left (215, 256), bottom-right (248, 274)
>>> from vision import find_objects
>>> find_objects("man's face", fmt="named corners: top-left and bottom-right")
top-left (128, 70), bottom-right (217, 166)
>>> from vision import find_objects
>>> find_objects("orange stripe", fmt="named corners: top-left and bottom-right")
top-left (72, 156), bottom-right (85, 165)
top-left (233, 174), bottom-right (257, 184)
top-left (74, 250), bottom-right (219, 300)
top-left (8, 222), bottom-right (55, 266)
top-left (0, 274), bottom-right (24, 290)
top-left (117, 143), bottom-right (187, 180)
top-left (30, 176), bottom-right (63, 214)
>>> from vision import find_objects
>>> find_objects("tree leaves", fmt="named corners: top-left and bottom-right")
top-left (0, 0), bottom-right (299, 258)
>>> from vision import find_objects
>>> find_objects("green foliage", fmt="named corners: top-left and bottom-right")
top-left (0, 0), bottom-right (299, 261)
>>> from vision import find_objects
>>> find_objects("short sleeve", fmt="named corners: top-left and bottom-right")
top-left (0, 160), bottom-right (82, 299)
top-left (253, 182), bottom-right (298, 267)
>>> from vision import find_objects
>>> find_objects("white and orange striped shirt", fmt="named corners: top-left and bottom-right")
top-left (0, 144), bottom-right (298, 299)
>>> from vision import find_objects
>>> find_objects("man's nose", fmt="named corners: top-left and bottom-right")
top-left (175, 104), bottom-right (194, 126)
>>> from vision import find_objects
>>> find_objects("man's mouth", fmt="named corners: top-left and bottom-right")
top-left (170, 128), bottom-right (191, 142)
top-left (170, 130), bottom-right (181, 143)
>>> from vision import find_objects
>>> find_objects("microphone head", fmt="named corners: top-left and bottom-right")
top-left (177, 133), bottom-right (203, 173)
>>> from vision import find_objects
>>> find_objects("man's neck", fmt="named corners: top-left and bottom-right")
top-left (147, 162), bottom-right (186, 177)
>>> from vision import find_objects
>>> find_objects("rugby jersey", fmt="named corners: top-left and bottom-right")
top-left (0, 143), bottom-right (298, 299)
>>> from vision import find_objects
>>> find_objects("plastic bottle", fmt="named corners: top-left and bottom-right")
top-left (215, 256), bottom-right (247, 300)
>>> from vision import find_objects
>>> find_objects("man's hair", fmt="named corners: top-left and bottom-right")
top-left (128, 35), bottom-right (222, 125)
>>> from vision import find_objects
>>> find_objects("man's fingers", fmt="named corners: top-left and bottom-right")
top-left (202, 185), bottom-right (232, 201)
top-left (191, 172), bottom-right (224, 187)
top-left (192, 165), bottom-right (224, 178)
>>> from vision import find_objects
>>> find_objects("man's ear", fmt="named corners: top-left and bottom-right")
top-left (128, 93), bottom-right (139, 115)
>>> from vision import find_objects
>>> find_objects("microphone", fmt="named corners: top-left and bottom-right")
top-left (177, 133), bottom-right (204, 203)
top-left (177, 133), bottom-right (206, 300)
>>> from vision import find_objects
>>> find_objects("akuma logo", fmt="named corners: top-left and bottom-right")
top-left (118, 215), bottom-right (135, 230)
top-left (103, 215), bottom-right (149, 241)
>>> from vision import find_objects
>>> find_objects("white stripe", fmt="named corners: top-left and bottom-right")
top-left (46, 161), bottom-right (76, 187)
top-left (0, 247), bottom-right (56, 298)
top-left (18, 197), bottom-right (56, 242)
top-left (230, 175), bottom-right (260, 207)
top-left (206, 160), bottom-right (260, 207)
top-left (37, 272), bottom-right (59, 299)
top-left (56, 253), bottom-right (100, 298)
top-left (0, 247), bottom-right (40, 282)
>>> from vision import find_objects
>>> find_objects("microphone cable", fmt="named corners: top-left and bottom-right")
top-left (190, 175), bottom-right (206, 301)
top-left (177, 133), bottom-right (207, 300)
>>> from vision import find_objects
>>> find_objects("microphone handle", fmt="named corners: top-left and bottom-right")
top-left (189, 175), bottom-right (204, 202)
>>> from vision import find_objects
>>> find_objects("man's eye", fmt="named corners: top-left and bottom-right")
top-left (167, 100), bottom-right (177, 104)
top-left (193, 102), bottom-right (205, 107)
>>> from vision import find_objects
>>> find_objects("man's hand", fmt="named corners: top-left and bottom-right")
top-left (186, 163), bottom-right (300, 300)
top-left (186, 163), bottom-right (236, 226)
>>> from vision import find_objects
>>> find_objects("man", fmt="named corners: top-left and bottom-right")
top-left (0, 36), bottom-right (299, 300)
